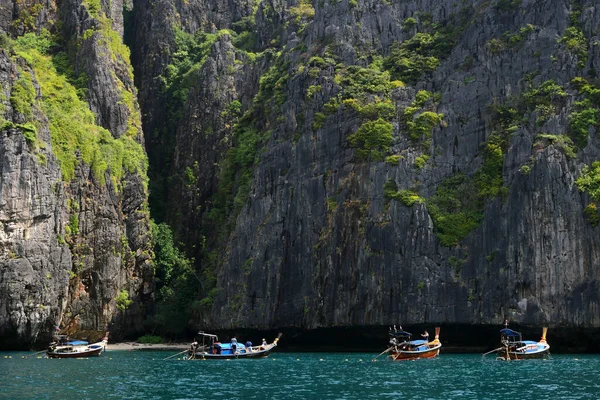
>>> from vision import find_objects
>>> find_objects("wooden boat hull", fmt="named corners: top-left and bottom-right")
top-left (496, 347), bottom-right (550, 360)
top-left (47, 346), bottom-right (104, 358)
top-left (187, 350), bottom-right (273, 360)
top-left (390, 344), bottom-right (441, 361)
top-left (186, 346), bottom-right (274, 360)
top-left (47, 341), bottom-right (106, 359)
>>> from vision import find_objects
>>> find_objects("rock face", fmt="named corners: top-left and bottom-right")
top-left (0, 52), bottom-right (71, 348)
top-left (130, 0), bottom-right (600, 338)
top-left (0, 0), bottom-right (152, 348)
top-left (2, 0), bottom-right (600, 348)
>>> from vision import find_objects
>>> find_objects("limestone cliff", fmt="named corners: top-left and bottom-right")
top-left (2, 0), bottom-right (600, 349)
top-left (130, 0), bottom-right (600, 337)
top-left (0, 0), bottom-right (152, 348)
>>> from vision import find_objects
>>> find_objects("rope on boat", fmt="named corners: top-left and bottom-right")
top-left (22, 349), bottom-right (48, 358)
top-left (162, 349), bottom-right (188, 360)
top-left (371, 346), bottom-right (394, 361)
top-left (482, 347), bottom-right (503, 358)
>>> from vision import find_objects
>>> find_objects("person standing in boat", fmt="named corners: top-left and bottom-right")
top-left (421, 330), bottom-right (429, 342)
top-left (231, 337), bottom-right (238, 353)
top-left (389, 337), bottom-right (398, 351)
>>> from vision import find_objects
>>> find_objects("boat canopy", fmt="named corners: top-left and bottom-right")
top-left (197, 331), bottom-right (219, 341)
top-left (518, 340), bottom-right (538, 345)
top-left (500, 328), bottom-right (521, 337)
top-left (67, 340), bottom-right (89, 346)
top-left (54, 335), bottom-right (89, 346)
top-left (215, 343), bottom-right (247, 351)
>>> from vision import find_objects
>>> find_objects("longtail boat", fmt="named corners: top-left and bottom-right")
top-left (47, 333), bottom-right (108, 359)
top-left (374, 326), bottom-right (442, 361)
top-left (483, 324), bottom-right (550, 360)
top-left (184, 331), bottom-right (281, 360)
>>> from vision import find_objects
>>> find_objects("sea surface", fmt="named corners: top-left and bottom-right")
top-left (0, 351), bottom-right (598, 399)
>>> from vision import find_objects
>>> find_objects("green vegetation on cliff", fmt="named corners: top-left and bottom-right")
top-left (347, 118), bottom-right (393, 161)
top-left (577, 159), bottom-right (600, 227)
top-left (309, 61), bottom-right (403, 159)
top-left (427, 174), bottom-right (484, 247)
top-left (148, 28), bottom-right (228, 220)
top-left (383, 7), bottom-right (474, 83)
top-left (385, 98), bottom-right (514, 246)
top-left (9, 68), bottom-right (36, 121)
top-left (403, 90), bottom-right (443, 146)
top-left (115, 289), bottom-right (133, 311)
top-left (486, 24), bottom-right (535, 53)
top-left (8, 31), bottom-right (147, 186)
top-left (569, 77), bottom-right (600, 148)
top-left (158, 28), bottom-right (225, 107)
top-left (559, 1), bottom-right (588, 69)
top-left (577, 162), bottom-right (600, 202)
top-left (383, 180), bottom-right (423, 206)
top-left (149, 221), bottom-right (199, 336)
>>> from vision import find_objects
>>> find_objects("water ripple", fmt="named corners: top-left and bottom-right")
top-left (1, 352), bottom-right (598, 399)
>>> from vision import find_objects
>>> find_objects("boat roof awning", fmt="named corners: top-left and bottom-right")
top-left (67, 340), bottom-right (89, 345)
top-left (197, 331), bottom-right (219, 340)
top-left (500, 328), bottom-right (521, 337)
top-left (519, 340), bottom-right (537, 345)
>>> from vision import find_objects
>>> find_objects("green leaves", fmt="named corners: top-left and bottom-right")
top-left (383, 8), bottom-right (473, 83)
top-left (383, 33), bottom-right (440, 84)
top-left (559, 26), bottom-right (588, 68)
top-left (569, 78), bottom-right (600, 149)
top-left (427, 174), bottom-right (484, 247)
top-left (569, 106), bottom-right (598, 148)
top-left (149, 220), bottom-right (199, 335)
top-left (383, 181), bottom-right (424, 207)
top-left (407, 111), bottom-right (443, 142)
top-left (347, 118), bottom-right (393, 161)
top-left (334, 65), bottom-right (400, 100)
top-left (151, 221), bottom-right (193, 291)
top-left (403, 90), bottom-right (443, 146)
top-left (115, 289), bottom-right (133, 311)
top-left (576, 162), bottom-right (600, 202)
top-left (11, 32), bottom-right (147, 184)
top-left (10, 69), bottom-right (36, 120)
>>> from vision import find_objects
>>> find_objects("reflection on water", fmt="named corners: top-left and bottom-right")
top-left (1, 352), bottom-right (599, 399)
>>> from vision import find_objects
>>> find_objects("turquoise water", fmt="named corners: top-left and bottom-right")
top-left (1, 351), bottom-right (598, 399)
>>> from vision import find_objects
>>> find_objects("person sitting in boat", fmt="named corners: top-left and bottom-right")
top-left (231, 337), bottom-right (238, 353)
top-left (421, 330), bottom-right (429, 342)
top-left (245, 341), bottom-right (253, 352)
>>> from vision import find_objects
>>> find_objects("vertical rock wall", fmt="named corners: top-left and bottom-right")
top-left (0, 52), bottom-right (71, 347)
top-left (130, 0), bottom-right (600, 335)
top-left (0, 0), bottom-right (152, 348)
